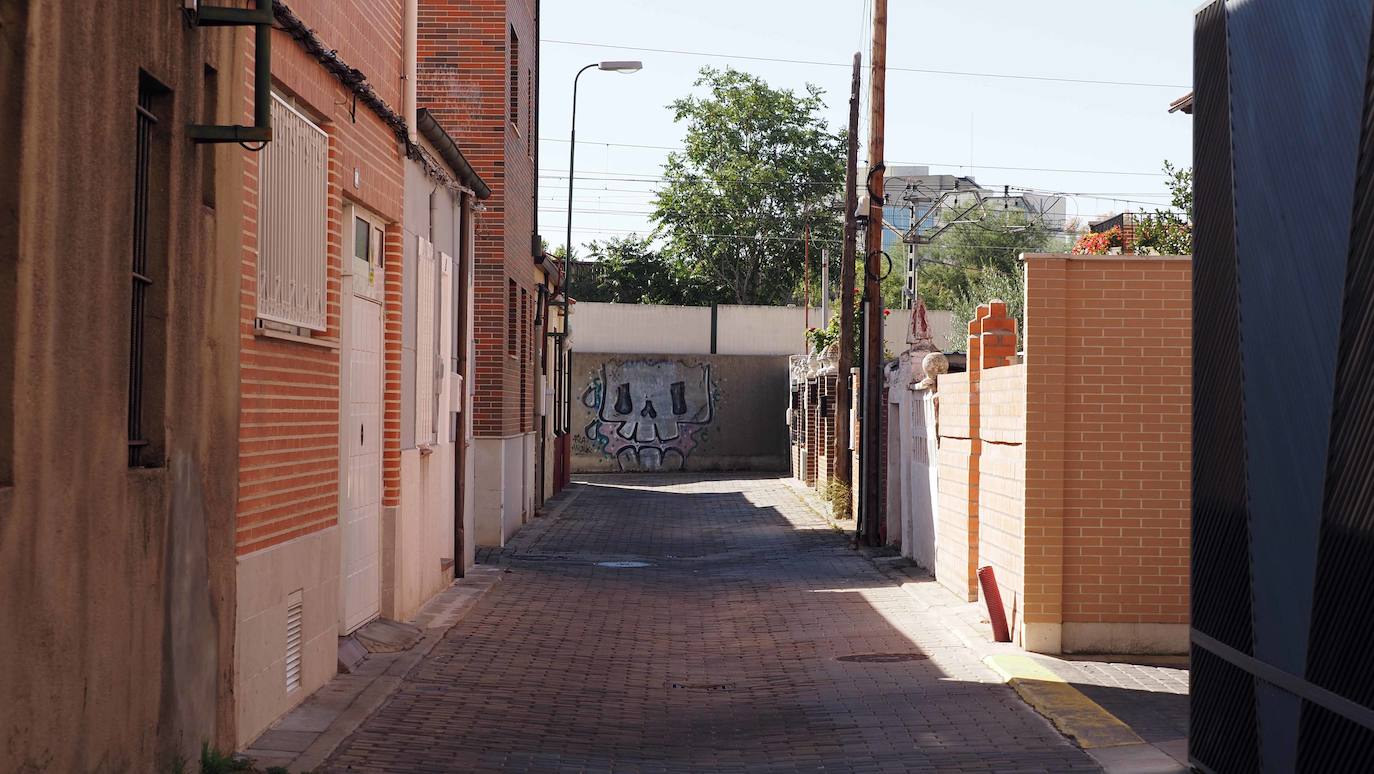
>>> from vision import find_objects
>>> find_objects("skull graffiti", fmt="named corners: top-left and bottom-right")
top-left (583, 360), bottom-right (715, 471)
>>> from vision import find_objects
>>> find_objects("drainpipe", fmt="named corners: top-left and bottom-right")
top-left (189, 0), bottom-right (273, 144)
top-left (404, 0), bottom-right (418, 143)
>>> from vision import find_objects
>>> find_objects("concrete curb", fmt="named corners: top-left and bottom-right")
top-left (983, 654), bottom-right (1143, 749)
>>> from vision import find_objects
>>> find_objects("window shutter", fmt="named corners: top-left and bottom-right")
top-left (257, 94), bottom-right (328, 331)
top-left (415, 236), bottom-right (437, 445)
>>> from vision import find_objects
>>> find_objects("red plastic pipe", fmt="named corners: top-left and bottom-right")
top-left (977, 566), bottom-right (1012, 642)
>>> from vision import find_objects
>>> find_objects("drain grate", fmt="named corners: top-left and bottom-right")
top-left (508, 554), bottom-right (569, 562)
top-left (836, 652), bottom-right (929, 663)
top-left (596, 560), bottom-right (652, 568)
top-left (669, 682), bottom-right (734, 691)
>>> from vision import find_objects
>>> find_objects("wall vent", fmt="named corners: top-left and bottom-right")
top-left (285, 589), bottom-right (304, 692)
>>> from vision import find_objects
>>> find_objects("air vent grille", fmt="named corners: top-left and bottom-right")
top-left (285, 589), bottom-right (304, 692)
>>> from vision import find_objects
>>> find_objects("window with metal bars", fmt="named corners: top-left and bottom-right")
top-left (509, 28), bottom-right (520, 127)
top-left (520, 289), bottom-right (529, 430)
top-left (128, 73), bottom-right (170, 468)
top-left (507, 279), bottom-right (517, 357)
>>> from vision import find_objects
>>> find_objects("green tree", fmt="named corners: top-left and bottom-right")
top-left (914, 209), bottom-right (1051, 311)
top-left (1135, 161), bottom-right (1193, 255)
top-left (653, 67), bottom-right (845, 305)
top-left (948, 266), bottom-right (1025, 352)
top-left (574, 235), bottom-right (707, 304)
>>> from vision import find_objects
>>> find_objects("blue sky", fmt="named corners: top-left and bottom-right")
top-left (539, 0), bottom-right (1196, 255)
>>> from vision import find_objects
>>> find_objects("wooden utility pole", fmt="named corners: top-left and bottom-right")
top-left (860, 0), bottom-right (888, 546)
top-left (833, 52), bottom-right (861, 512)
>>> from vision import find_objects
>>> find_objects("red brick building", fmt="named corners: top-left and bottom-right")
top-left (232, 0), bottom-right (407, 746)
top-left (419, 0), bottom-right (545, 544)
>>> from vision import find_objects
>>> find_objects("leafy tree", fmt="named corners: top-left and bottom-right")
top-left (573, 235), bottom-right (707, 304)
top-left (653, 67), bottom-right (845, 305)
top-left (914, 209), bottom-right (1051, 311)
top-left (1135, 161), bottom-right (1193, 255)
top-left (948, 266), bottom-right (1025, 353)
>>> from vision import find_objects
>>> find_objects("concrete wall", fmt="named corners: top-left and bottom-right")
top-left (573, 302), bottom-right (954, 357)
top-left (886, 356), bottom-right (939, 573)
top-left (1, 5), bottom-right (240, 769)
top-left (572, 353), bottom-right (789, 472)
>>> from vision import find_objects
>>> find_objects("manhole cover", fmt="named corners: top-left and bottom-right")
top-left (836, 653), bottom-right (929, 663)
top-left (596, 561), bottom-right (652, 568)
top-left (669, 682), bottom-right (734, 691)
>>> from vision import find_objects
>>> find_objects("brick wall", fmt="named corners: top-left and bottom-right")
top-left (418, 0), bottom-right (540, 439)
top-left (977, 363), bottom-right (1026, 631)
top-left (932, 256), bottom-right (1192, 651)
top-left (1025, 255), bottom-right (1192, 631)
top-left (236, 6), bottom-right (405, 555)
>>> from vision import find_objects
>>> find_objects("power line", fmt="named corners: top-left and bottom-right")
top-left (542, 160), bottom-right (1172, 179)
top-left (543, 38), bottom-right (1189, 90)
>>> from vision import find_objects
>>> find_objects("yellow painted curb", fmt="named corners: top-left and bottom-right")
top-left (984, 654), bottom-right (1145, 749)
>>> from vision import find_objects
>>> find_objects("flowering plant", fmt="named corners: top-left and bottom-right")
top-left (1071, 225), bottom-right (1123, 255)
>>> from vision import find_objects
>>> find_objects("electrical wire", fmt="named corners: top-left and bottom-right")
top-left (542, 38), bottom-right (1189, 90)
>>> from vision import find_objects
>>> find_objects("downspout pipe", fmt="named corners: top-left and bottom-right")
top-left (405, 0), bottom-right (418, 143)
top-left (189, 0), bottom-right (273, 143)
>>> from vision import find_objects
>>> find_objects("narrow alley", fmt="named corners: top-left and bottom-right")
top-left (322, 475), bottom-right (1097, 773)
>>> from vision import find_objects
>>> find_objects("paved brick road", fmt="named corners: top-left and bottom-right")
top-left (324, 475), bottom-right (1097, 773)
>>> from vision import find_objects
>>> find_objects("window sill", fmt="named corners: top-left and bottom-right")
top-left (254, 325), bottom-right (340, 350)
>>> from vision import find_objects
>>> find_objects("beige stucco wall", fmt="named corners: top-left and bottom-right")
top-left (573, 303), bottom-right (713, 354)
top-left (234, 527), bottom-right (340, 748)
top-left (574, 302), bottom-right (954, 359)
top-left (0, 4), bottom-right (242, 769)
top-left (571, 353), bottom-right (789, 473)
top-left (472, 433), bottom-right (533, 546)
top-left (387, 448), bottom-right (457, 622)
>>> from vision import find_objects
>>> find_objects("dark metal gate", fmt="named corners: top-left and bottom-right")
top-left (1192, 1), bottom-right (1374, 769)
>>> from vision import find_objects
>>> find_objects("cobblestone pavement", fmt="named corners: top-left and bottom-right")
top-left (324, 474), bottom-right (1098, 773)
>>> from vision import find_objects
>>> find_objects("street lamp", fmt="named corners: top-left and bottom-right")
top-left (562, 60), bottom-right (643, 434)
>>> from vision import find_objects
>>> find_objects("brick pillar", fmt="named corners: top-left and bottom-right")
top-left (382, 223), bottom-right (404, 509)
top-left (1021, 259), bottom-right (1067, 653)
top-left (964, 300), bottom-right (1018, 597)
top-left (804, 381), bottom-right (819, 486)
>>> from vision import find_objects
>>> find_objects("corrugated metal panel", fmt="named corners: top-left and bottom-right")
top-left (1304, 0), bottom-right (1374, 745)
top-left (1191, 0), bottom-right (1254, 660)
top-left (258, 94), bottom-right (328, 331)
top-left (415, 236), bottom-right (437, 445)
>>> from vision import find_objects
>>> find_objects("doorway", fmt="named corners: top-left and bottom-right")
top-left (340, 206), bottom-right (386, 634)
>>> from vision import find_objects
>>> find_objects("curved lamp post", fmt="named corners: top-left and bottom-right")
top-left (562, 60), bottom-right (642, 434)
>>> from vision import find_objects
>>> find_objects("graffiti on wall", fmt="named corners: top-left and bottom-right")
top-left (580, 360), bottom-right (716, 471)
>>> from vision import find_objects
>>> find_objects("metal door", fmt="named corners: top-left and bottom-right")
top-left (342, 292), bottom-right (383, 634)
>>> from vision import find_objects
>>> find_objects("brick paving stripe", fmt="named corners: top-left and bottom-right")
top-left (324, 474), bottom-right (1099, 773)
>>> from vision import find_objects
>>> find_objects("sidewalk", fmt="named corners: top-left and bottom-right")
top-left (241, 486), bottom-right (585, 771)
top-left (241, 566), bottom-right (505, 771)
top-left (785, 478), bottom-right (1191, 773)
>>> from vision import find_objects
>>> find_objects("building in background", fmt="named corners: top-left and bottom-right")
top-left (392, 109), bottom-right (490, 622)
top-left (419, 0), bottom-right (544, 547)
top-left (0, 2), bottom-right (241, 769)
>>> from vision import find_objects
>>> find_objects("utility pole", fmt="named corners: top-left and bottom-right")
top-left (860, 0), bottom-right (887, 546)
top-left (820, 248), bottom-right (831, 329)
top-left (833, 52), bottom-right (861, 517)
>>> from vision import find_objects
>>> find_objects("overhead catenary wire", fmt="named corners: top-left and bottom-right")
top-left (542, 38), bottom-right (1189, 90)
